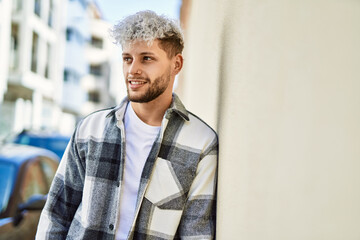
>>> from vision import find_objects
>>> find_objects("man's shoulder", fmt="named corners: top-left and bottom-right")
top-left (78, 107), bottom-right (115, 126)
top-left (84, 106), bottom-right (116, 120)
top-left (186, 111), bottom-right (217, 137)
top-left (75, 106), bottom-right (118, 138)
top-left (171, 94), bottom-right (217, 139)
top-left (174, 110), bottom-right (218, 150)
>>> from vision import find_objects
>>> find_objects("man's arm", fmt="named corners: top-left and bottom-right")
top-left (177, 137), bottom-right (218, 239)
top-left (36, 128), bottom-right (85, 239)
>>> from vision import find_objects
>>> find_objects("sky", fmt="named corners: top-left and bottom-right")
top-left (95, 0), bottom-right (182, 25)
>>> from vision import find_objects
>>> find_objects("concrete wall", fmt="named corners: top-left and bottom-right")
top-left (180, 0), bottom-right (360, 239)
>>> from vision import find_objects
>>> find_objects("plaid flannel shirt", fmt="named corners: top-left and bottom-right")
top-left (36, 94), bottom-right (218, 240)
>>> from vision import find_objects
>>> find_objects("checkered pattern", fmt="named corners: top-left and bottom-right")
top-left (36, 94), bottom-right (218, 240)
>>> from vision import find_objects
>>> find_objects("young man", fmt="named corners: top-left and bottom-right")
top-left (36, 10), bottom-right (218, 240)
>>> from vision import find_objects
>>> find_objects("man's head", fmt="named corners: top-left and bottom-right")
top-left (112, 10), bottom-right (184, 59)
top-left (112, 11), bottom-right (184, 104)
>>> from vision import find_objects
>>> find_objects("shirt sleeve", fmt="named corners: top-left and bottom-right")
top-left (36, 126), bottom-right (85, 239)
top-left (177, 136), bottom-right (218, 239)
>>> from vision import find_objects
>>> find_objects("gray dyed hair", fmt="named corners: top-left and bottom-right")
top-left (111, 10), bottom-right (184, 58)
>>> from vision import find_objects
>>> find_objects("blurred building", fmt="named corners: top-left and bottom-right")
top-left (82, 2), bottom-right (124, 115)
top-left (0, 0), bottom-right (66, 139)
top-left (0, 0), bottom-right (123, 139)
top-left (60, 0), bottom-right (90, 134)
top-left (0, 0), bottom-right (12, 104)
top-left (60, 0), bottom-right (123, 134)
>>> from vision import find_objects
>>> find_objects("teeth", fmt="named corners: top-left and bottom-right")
top-left (130, 81), bottom-right (145, 85)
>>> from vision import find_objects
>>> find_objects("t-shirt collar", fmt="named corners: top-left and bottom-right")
top-left (106, 93), bottom-right (189, 122)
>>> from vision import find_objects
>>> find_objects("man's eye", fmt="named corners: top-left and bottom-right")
top-left (143, 56), bottom-right (152, 61)
top-left (123, 57), bottom-right (132, 62)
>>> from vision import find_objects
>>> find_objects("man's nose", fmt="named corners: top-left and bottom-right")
top-left (128, 60), bottom-right (142, 75)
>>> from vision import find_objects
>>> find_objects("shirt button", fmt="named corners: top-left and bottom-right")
top-left (116, 182), bottom-right (120, 187)
top-left (109, 224), bottom-right (114, 230)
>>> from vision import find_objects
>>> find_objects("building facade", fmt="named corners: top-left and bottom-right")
top-left (61, 1), bottom-right (123, 133)
top-left (82, 2), bottom-right (124, 116)
top-left (0, 0), bottom-right (66, 139)
top-left (0, 0), bottom-right (12, 104)
top-left (0, 0), bottom-right (123, 139)
top-left (60, 0), bottom-right (90, 134)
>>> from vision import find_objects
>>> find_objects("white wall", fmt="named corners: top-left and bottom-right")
top-left (182, 0), bottom-right (360, 239)
top-left (180, 0), bottom-right (223, 129)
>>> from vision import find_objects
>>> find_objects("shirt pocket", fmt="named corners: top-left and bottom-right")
top-left (144, 157), bottom-right (196, 210)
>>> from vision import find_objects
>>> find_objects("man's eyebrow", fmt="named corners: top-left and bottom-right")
top-left (139, 52), bottom-right (155, 55)
top-left (122, 52), bottom-right (156, 56)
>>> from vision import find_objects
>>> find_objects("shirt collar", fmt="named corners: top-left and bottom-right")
top-left (106, 93), bottom-right (189, 122)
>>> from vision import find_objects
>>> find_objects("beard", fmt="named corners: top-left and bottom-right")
top-left (126, 69), bottom-right (171, 103)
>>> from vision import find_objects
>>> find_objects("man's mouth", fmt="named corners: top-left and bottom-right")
top-left (128, 79), bottom-right (148, 89)
top-left (129, 80), bottom-right (146, 85)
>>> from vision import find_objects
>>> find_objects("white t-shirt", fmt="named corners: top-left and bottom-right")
top-left (116, 103), bottom-right (160, 240)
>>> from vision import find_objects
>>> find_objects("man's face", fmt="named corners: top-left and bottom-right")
top-left (122, 40), bottom-right (174, 103)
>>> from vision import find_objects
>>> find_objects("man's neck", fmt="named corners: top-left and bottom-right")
top-left (130, 94), bottom-right (172, 127)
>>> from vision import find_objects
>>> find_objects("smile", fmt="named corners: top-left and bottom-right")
top-left (128, 79), bottom-right (148, 90)
top-left (129, 81), bottom-right (146, 85)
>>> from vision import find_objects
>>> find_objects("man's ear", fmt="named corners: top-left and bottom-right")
top-left (173, 54), bottom-right (183, 75)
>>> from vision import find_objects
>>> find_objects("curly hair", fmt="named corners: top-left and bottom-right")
top-left (111, 10), bottom-right (184, 58)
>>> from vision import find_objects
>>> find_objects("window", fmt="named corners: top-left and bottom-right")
top-left (9, 24), bottom-right (19, 70)
top-left (48, 0), bottom-right (53, 27)
top-left (63, 69), bottom-right (69, 82)
top-left (31, 32), bottom-right (39, 73)
top-left (34, 0), bottom-right (41, 16)
top-left (66, 28), bottom-right (73, 41)
top-left (91, 36), bottom-right (103, 49)
top-left (39, 157), bottom-right (58, 187)
top-left (88, 91), bottom-right (100, 103)
top-left (20, 160), bottom-right (47, 203)
top-left (12, 0), bottom-right (22, 13)
top-left (63, 69), bottom-right (80, 83)
top-left (0, 163), bottom-right (16, 215)
top-left (90, 64), bottom-right (102, 76)
top-left (45, 43), bottom-right (51, 79)
top-left (66, 28), bottom-right (85, 44)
